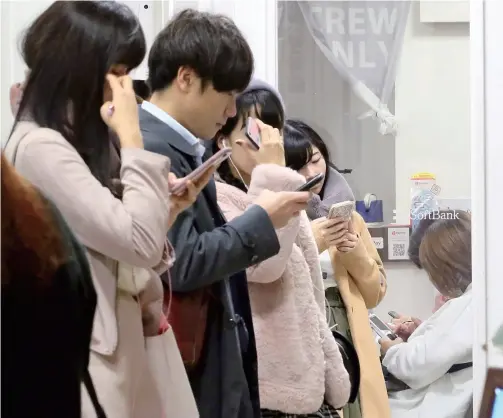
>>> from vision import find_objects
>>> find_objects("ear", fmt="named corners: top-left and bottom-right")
top-left (176, 66), bottom-right (196, 93)
top-left (216, 135), bottom-right (227, 150)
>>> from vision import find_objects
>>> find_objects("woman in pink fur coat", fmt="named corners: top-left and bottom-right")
top-left (210, 79), bottom-right (350, 418)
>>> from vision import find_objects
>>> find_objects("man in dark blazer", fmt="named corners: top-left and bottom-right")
top-left (140, 9), bottom-right (311, 418)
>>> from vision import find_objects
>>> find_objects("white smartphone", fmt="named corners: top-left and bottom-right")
top-left (369, 313), bottom-right (398, 340)
top-left (328, 200), bottom-right (355, 220)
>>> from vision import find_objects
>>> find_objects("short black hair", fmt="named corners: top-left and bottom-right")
top-left (148, 9), bottom-right (254, 93)
top-left (283, 119), bottom-right (332, 197)
top-left (211, 88), bottom-right (285, 191)
top-left (16, 1), bottom-right (145, 189)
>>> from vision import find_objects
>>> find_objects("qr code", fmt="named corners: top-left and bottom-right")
top-left (392, 243), bottom-right (406, 257)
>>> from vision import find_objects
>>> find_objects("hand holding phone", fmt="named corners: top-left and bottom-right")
top-left (170, 148), bottom-right (231, 196)
top-left (369, 313), bottom-right (398, 340)
top-left (253, 189), bottom-right (310, 229)
top-left (328, 200), bottom-right (355, 221)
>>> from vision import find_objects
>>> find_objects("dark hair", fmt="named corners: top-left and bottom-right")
top-left (148, 9), bottom-right (254, 93)
top-left (419, 210), bottom-right (471, 298)
top-left (133, 80), bottom-right (151, 101)
top-left (15, 1), bottom-right (146, 188)
top-left (212, 89), bottom-right (285, 191)
top-left (283, 119), bottom-right (332, 197)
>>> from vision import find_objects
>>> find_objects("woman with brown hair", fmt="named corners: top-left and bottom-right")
top-left (1, 154), bottom-right (97, 417)
top-left (379, 210), bottom-right (472, 418)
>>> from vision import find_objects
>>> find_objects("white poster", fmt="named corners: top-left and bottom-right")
top-left (387, 227), bottom-right (409, 260)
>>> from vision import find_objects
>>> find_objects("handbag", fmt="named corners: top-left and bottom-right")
top-left (163, 288), bottom-right (210, 369)
top-left (355, 193), bottom-right (384, 223)
top-left (332, 330), bottom-right (361, 403)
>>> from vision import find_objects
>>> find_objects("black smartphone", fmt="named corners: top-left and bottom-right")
top-left (388, 311), bottom-right (400, 319)
top-left (245, 117), bottom-right (261, 150)
top-left (295, 173), bottom-right (324, 192)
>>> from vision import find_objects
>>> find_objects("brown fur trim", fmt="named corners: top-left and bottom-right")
top-left (1, 154), bottom-right (66, 285)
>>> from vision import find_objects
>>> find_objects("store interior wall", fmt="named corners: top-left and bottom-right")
top-left (394, 3), bottom-right (470, 224)
top-left (0, 0), bottom-right (470, 322)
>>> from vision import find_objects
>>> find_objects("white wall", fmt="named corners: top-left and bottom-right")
top-left (1, 0), bottom-right (469, 323)
top-left (0, 1), bottom-right (54, 142)
top-left (394, 2), bottom-right (470, 224)
top-left (472, 0), bottom-right (503, 412)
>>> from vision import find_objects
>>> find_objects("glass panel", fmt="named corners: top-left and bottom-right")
top-left (278, 1), bottom-right (396, 223)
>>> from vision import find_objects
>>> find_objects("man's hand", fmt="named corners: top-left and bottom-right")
top-left (167, 168), bottom-right (215, 228)
top-left (254, 190), bottom-right (310, 229)
top-left (379, 336), bottom-right (404, 356)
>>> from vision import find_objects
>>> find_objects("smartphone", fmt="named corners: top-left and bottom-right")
top-left (295, 173), bottom-right (325, 192)
top-left (388, 311), bottom-right (400, 319)
top-left (245, 117), bottom-right (261, 150)
top-left (369, 313), bottom-right (398, 340)
top-left (170, 148), bottom-right (232, 195)
top-left (328, 200), bottom-right (355, 220)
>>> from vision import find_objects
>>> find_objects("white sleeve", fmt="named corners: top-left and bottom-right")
top-left (382, 297), bottom-right (472, 390)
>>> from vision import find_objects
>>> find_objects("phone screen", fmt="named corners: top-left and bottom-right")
top-left (170, 148), bottom-right (231, 195)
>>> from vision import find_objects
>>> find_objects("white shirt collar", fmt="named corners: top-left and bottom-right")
top-left (141, 100), bottom-right (206, 158)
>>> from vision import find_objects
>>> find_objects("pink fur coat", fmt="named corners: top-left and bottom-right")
top-left (216, 164), bottom-right (350, 414)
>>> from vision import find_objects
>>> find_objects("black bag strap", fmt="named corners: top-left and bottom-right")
top-left (384, 362), bottom-right (473, 393)
top-left (447, 362), bottom-right (472, 374)
top-left (83, 369), bottom-right (107, 418)
top-left (332, 330), bottom-right (361, 403)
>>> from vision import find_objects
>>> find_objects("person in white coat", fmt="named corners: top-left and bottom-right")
top-left (379, 210), bottom-right (472, 418)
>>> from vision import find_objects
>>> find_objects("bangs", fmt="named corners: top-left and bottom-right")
top-left (283, 123), bottom-right (314, 171)
top-left (110, 19), bottom-right (146, 72)
top-left (211, 57), bottom-right (253, 93)
top-left (237, 90), bottom-right (284, 130)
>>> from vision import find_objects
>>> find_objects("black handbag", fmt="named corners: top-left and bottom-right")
top-left (332, 330), bottom-right (361, 403)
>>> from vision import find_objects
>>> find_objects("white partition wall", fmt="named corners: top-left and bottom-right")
top-left (159, 0), bottom-right (278, 86)
top-left (471, 0), bottom-right (503, 413)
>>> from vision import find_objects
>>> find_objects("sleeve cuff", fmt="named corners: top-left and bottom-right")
top-left (228, 204), bottom-right (280, 263)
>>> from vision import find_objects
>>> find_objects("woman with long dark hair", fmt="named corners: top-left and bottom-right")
top-left (283, 120), bottom-right (390, 418)
top-left (3, 2), bottom-right (205, 416)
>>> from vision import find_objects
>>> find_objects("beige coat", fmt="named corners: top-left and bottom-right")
top-left (5, 121), bottom-right (197, 417)
top-left (313, 212), bottom-right (391, 418)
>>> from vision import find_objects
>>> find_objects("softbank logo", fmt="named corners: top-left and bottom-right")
top-left (310, 5), bottom-right (398, 68)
